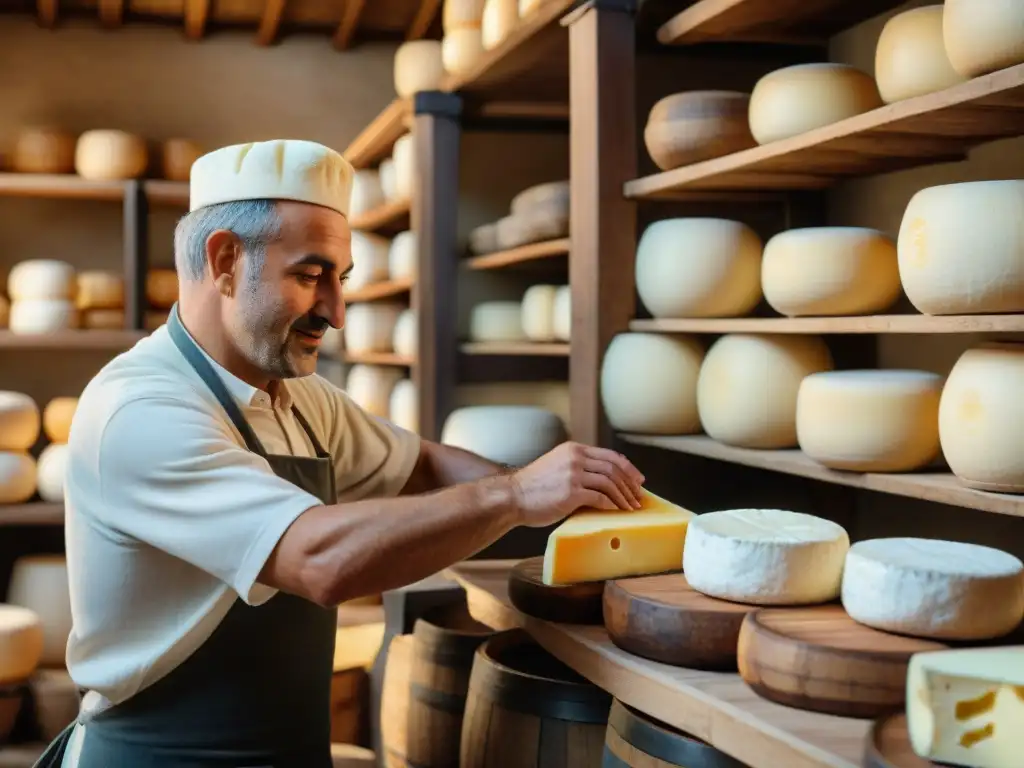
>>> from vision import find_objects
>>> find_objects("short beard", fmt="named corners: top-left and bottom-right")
top-left (232, 280), bottom-right (304, 379)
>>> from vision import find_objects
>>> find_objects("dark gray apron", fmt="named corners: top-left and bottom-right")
top-left (34, 305), bottom-right (339, 767)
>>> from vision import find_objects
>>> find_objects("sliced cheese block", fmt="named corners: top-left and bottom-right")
top-left (469, 301), bottom-right (526, 342)
top-left (348, 231), bottom-right (391, 291)
top-left (7, 556), bottom-right (71, 668)
top-left (0, 605), bottom-right (44, 684)
top-left (697, 333), bottom-right (833, 449)
top-left (521, 284), bottom-right (559, 342)
top-left (392, 308), bottom-right (417, 358)
top-left (9, 300), bottom-right (78, 334)
top-left (0, 453), bottom-right (36, 505)
top-left (161, 138), bottom-right (203, 183)
top-left (379, 158), bottom-right (398, 201)
top-left (0, 296), bottom-right (7, 329)
top-left (684, 509), bottom-right (850, 605)
top-left (74, 129), bottom-right (148, 180)
top-left (43, 397), bottom-right (78, 445)
top-left (644, 91), bottom-right (756, 171)
top-left (35, 444), bottom-right (67, 503)
top-left (636, 218), bottom-right (763, 318)
top-left (542, 489), bottom-right (694, 585)
top-left (345, 365), bottom-right (404, 419)
top-left (7, 260), bottom-right (76, 302)
top-left (842, 538), bottom-right (1024, 640)
top-left (392, 134), bottom-right (415, 202)
top-left (748, 63), bottom-right (883, 144)
top-left (350, 170), bottom-right (385, 219)
top-left (552, 285), bottom-right (571, 341)
top-left (444, 0), bottom-right (487, 31)
top-left (495, 206), bottom-right (569, 251)
top-left (510, 180), bottom-right (569, 217)
top-left (30, 668), bottom-right (81, 741)
top-left (146, 269), bottom-right (178, 310)
top-left (943, 0), bottom-right (1024, 78)
top-left (897, 180), bottom-right (1024, 315)
top-left (761, 227), bottom-right (901, 316)
top-left (343, 303), bottom-right (404, 354)
top-left (939, 342), bottom-right (1024, 492)
top-left (75, 270), bottom-right (123, 310)
top-left (906, 646), bottom-right (1024, 767)
top-left (440, 405), bottom-right (567, 466)
top-left (442, 28), bottom-right (486, 76)
top-left (0, 393), bottom-right (40, 452)
top-left (469, 222), bottom-right (499, 255)
top-left (600, 332), bottom-right (704, 434)
top-left (482, 0), bottom-right (519, 50)
top-left (389, 379), bottom-right (418, 433)
top-left (875, 6), bottom-right (968, 103)
top-left (11, 127), bottom-right (76, 174)
top-left (388, 230), bottom-right (417, 282)
top-left (394, 40), bottom-right (445, 97)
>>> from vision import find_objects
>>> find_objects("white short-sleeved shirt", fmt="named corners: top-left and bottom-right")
top-left (63, 321), bottom-right (421, 721)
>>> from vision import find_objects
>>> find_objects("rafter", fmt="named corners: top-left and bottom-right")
top-left (97, 0), bottom-right (125, 27)
top-left (183, 0), bottom-right (210, 39)
top-left (37, 0), bottom-right (58, 28)
top-left (332, 0), bottom-right (367, 50)
top-left (256, 0), bottom-right (287, 44)
top-left (405, 0), bottom-right (441, 40)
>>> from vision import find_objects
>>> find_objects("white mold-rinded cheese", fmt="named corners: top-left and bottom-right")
top-left (9, 300), bottom-right (78, 334)
top-left (7, 555), bottom-right (72, 668)
top-left (636, 218), bottom-right (763, 318)
top-left (898, 180), bottom-right (1024, 315)
top-left (906, 646), bottom-right (1024, 768)
top-left (389, 379), bottom-right (418, 434)
top-left (552, 285), bottom-right (571, 341)
top-left (392, 135), bottom-right (415, 203)
top-left (440, 406), bottom-right (567, 466)
top-left (939, 342), bottom-right (1024, 493)
top-left (684, 508), bottom-right (850, 605)
top-left (797, 370), bottom-right (943, 472)
top-left (7, 260), bottom-right (75, 302)
top-left (482, 0), bottom-right (519, 50)
top-left (392, 309), bottom-right (417, 358)
top-left (343, 303), bottom-right (404, 354)
top-left (0, 453), bottom-right (36, 505)
top-left (761, 227), bottom-right (901, 317)
top-left (74, 129), bottom-right (148, 181)
top-left (146, 269), bottom-right (178, 309)
top-left (74, 270), bottom-right (123, 310)
top-left (349, 170), bottom-right (385, 220)
top-left (0, 605), bottom-right (44, 684)
top-left (0, 393), bottom-right (40, 452)
top-left (442, 28), bottom-right (486, 76)
top-left (521, 284), bottom-right (558, 342)
top-left (347, 232), bottom-right (391, 292)
top-left (748, 63), bottom-right (883, 145)
top-left (469, 301), bottom-right (526, 342)
top-left (697, 333), bottom-right (833, 449)
top-left (943, 0), bottom-right (1024, 78)
top-left (345, 365), bottom-right (404, 419)
top-left (875, 6), bottom-right (968, 103)
top-left (393, 41), bottom-right (445, 98)
top-left (842, 538), bottom-right (1024, 640)
top-left (600, 332), bottom-right (704, 435)
top-left (379, 158), bottom-right (397, 201)
top-left (444, 0), bottom-right (486, 31)
top-left (388, 230), bottom-right (417, 282)
top-left (35, 444), bottom-right (67, 503)
top-left (43, 397), bottom-right (78, 445)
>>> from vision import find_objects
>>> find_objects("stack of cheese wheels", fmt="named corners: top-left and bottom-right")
top-left (644, 91), bottom-right (756, 171)
top-left (943, 0), bottom-right (1024, 78)
top-left (0, 604), bottom-right (44, 741)
top-left (481, 0), bottom-right (519, 50)
top-left (748, 63), bottom-right (883, 144)
top-left (440, 405), bottom-right (567, 466)
top-left (36, 397), bottom-right (78, 503)
top-left (442, 0), bottom-right (486, 75)
top-left (600, 333), bottom-right (705, 434)
top-left (469, 301), bottom-right (526, 342)
top-left (389, 379), bottom-right (418, 433)
top-left (897, 180), bottom-right (1024, 315)
top-left (636, 218), bottom-right (762, 318)
top-left (392, 134), bottom-right (415, 203)
top-left (392, 309), bottom-right (417, 358)
top-left (344, 303), bottom-right (404, 354)
top-left (874, 6), bottom-right (967, 103)
top-left (350, 170), bottom-right (385, 220)
top-left (495, 180), bottom-right (570, 251)
top-left (161, 138), bottom-right (203, 182)
top-left (389, 231), bottom-right (417, 282)
top-left (393, 40), bottom-right (444, 98)
top-left (11, 127), bottom-right (76, 174)
top-left (0, 392), bottom-right (39, 505)
top-left (520, 284), bottom-right (568, 342)
top-left (76, 270), bottom-right (125, 330)
top-left (6, 259), bottom-right (78, 334)
top-left (347, 232), bottom-right (390, 292)
top-left (74, 129), bottom-right (148, 180)
top-left (697, 334), bottom-right (833, 449)
top-left (346, 365), bottom-right (404, 418)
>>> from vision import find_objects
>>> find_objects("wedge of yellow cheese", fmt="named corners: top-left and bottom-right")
top-left (541, 489), bottom-right (694, 586)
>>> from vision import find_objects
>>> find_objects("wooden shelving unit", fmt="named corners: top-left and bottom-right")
top-left (349, 199), bottom-right (412, 234)
top-left (0, 503), bottom-right (65, 526)
top-left (342, 351), bottom-right (414, 367)
top-left (343, 278), bottom-right (413, 303)
top-left (630, 314), bottom-right (1024, 335)
top-left (0, 330), bottom-right (147, 350)
top-left (460, 341), bottom-right (570, 357)
top-left (463, 238), bottom-right (570, 271)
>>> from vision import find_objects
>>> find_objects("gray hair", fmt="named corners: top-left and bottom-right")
top-left (173, 199), bottom-right (282, 284)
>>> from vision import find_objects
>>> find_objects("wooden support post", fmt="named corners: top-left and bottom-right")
top-left (411, 91), bottom-right (462, 442)
top-left (123, 180), bottom-right (148, 331)
top-left (563, 0), bottom-right (637, 447)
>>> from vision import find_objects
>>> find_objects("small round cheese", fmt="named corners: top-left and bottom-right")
top-left (9, 300), bottom-right (78, 334)
top-left (394, 40), bottom-right (445, 97)
top-left (897, 180), bottom-right (1024, 315)
top-left (521, 284), bottom-right (558, 342)
top-left (684, 508), bottom-right (850, 605)
top-left (440, 406), bottom-right (567, 466)
top-left (345, 365), bottom-right (403, 418)
top-left (644, 91), bottom-right (756, 171)
top-left (636, 218), bottom-right (762, 318)
top-left (748, 63), bottom-right (883, 144)
top-left (42, 397), bottom-right (78, 445)
top-left (350, 170), bottom-right (385, 219)
top-left (389, 231), bottom-right (417, 282)
top-left (0, 393), bottom-right (40, 452)
top-left (0, 605), bottom-right (44, 684)
top-left (552, 285), bottom-right (571, 341)
top-left (510, 180), bottom-right (569, 218)
top-left (761, 227), bottom-right (901, 317)
top-left (74, 129), bottom-right (148, 180)
top-left (469, 222), bottom-right (499, 255)
top-left (841, 538), bottom-right (1024, 640)
top-left (0, 453), bottom-right (36, 505)
top-left (600, 332), bottom-right (705, 434)
top-left (943, 0), bottom-right (1024, 78)
top-left (469, 302), bottom-right (526, 342)
top-left (392, 309), bottom-right (417, 358)
top-left (30, 668), bottom-right (81, 742)
top-left (348, 232), bottom-right (391, 292)
top-left (321, 327), bottom-right (344, 356)
top-left (389, 379), bottom-right (418, 433)
top-left (7, 260), bottom-right (76, 302)
top-left (482, 0), bottom-right (519, 50)
top-left (442, 28), bottom-right (486, 76)
top-left (343, 303), bottom-right (403, 354)
top-left (697, 334), bottom-right (833, 449)
top-left (161, 138), bottom-right (203, 182)
top-left (392, 134), bottom-right (415, 203)
top-left (875, 6), bottom-right (967, 104)
top-left (75, 270), bottom-right (123, 311)
top-left (35, 443), bottom-right (67, 503)
top-left (146, 269), bottom-right (178, 310)
top-left (11, 127), bottom-right (76, 174)
top-left (797, 370), bottom-right (943, 472)
top-left (7, 555), bottom-right (71, 667)
top-left (81, 308), bottom-right (124, 330)
top-left (379, 158), bottom-right (397, 201)
top-left (444, 0), bottom-right (486, 31)
top-left (939, 342), bottom-right (1024, 492)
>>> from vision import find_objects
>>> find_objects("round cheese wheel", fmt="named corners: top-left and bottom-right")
top-left (343, 303), bottom-right (403, 354)
top-left (379, 158), bottom-right (398, 201)
top-left (748, 63), bottom-right (883, 145)
top-left (29, 668), bottom-right (80, 741)
top-left (0, 296), bottom-right (8, 329)
top-left (321, 326), bottom-right (344, 356)
top-left (345, 365), bottom-right (403, 418)
top-left (0, 605), bottom-right (44, 684)
top-left (350, 170), bottom-right (385, 219)
top-left (939, 342), bottom-right (1024, 492)
top-left (6, 556), bottom-right (71, 668)
top-left (392, 309), bottom-right (417, 358)
top-left (146, 269), bottom-right (178, 310)
top-left (9, 300), bottom-right (78, 334)
top-left (897, 180), bottom-right (1024, 315)
top-left (510, 180), bottom-right (570, 218)
top-left (469, 222), bottom-right (500, 255)
top-left (444, 0), bottom-right (486, 31)
top-left (636, 218), bottom-right (762, 318)
top-left (161, 138), bottom-right (203, 182)
top-left (43, 398), bottom-right (78, 445)
top-left (875, 6), bottom-right (967, 104)
top-left (495, 205), bottom-right (569, 250)
top-left (644, 91), bottom-right (756, 171)
top-left (469, 301), bottom-right (526, 342)
top-left (8, 260), bottom-right (75, 302)
top-left (11, 127), bottom-right (76, 174)
top-left (0, 453), bottom-right (36, 505)
top-left (75, 270), bottom-right (123, 311)
top-left (519, 0), bottom-right (541, 13)
top-left (35, 443), bottom-right (67, 503)
top-left (697, 333), bottom-right (833, 449)
top-left (440, 406), bottom-right (567, 466)
top-left (74, 130), bottom-right (148, 180)
top-left (600, 332), bottom-right (704, 434)
top-left (521, 284), bottom-right (558, 342)
top-left (552, 285), bottom-right (571, 342)
top-left (943, 0), bottom-right (1024, 78)
top-left (684, 508), bottom-right (850, 605)
top-left (81, 309), bottom-right (124, 330)
top-left (0, 393), bottom-right (40, 452)
top-left (796, 370), bottom-right (943, 472)
top-left (841, 538), bottom-right (1024, 640)
top-left (389, 379), bottom-right (418, 433)
top-left (389, 230), bottom-right (417, 281)
top-left (392, 135), bottom-right (415, 202)
top-left (348, 232), bottom-right (391, 292)
top-left (761, 227), bottom-right (901, 317)
top-left (482, 0), bottom-right (519, 50)
top-left (331, 743), bottom-right (376, 768)
top-left (394, 41), bottom-right (445, 97)
top-left (442, 28), bottom-right (486, 76)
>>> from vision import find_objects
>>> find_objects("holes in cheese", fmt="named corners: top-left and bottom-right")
top-left (75, 271), bottom-right (124, 311)
top-left (343, 303), bottom-right (404, 354)
top-left (389, 231), bottom-right (417, 282)
top-left (7, 555), bottom-right (71, 669)
top-left (392, 309), bottom-right (417, 358)
top-left (350, 170), bottom-right (385, 220)
top-left (394, 41), bottom-right (444, 98)
top-left (541, 489), bottom-right (694, 586)
top-left (943, 0), bottom-right (1024, 78)
top-left (440, 405), bottom-right (567, 467)
top-left (0, 393), bottom-right (40, 453)
top-left (0, 453), bottom-right (36, 505)
top-left (74, 129), bottom-right (148, 181)
top-left (442, 28), bottom-right (486, 76)
top-left (482, 0), bottom-right (519, 50)
top-left (842, 538), bottom-right (1024, 641)
top-left (0, 605), bottom-right (44, 684)
top-left (469, 301), bottom-right (526, 342)
top-left (35, 444), bottom-right (67, 503)
top-left (346, 365), bottom-right (403, 419)
top-left (393, 134), bottom-right (415, 203)
top-left (389, 379), bottom-right (418, 434)
top-left (644, 91), bottom-right (756, 172)
top-left (42, 397), bottom-right (78, 445)
top-left (7, 260), bottom-right (75, 303)
top-left (875, 6), bottom-right (967, 104)
top-left (348, 232), bottom-right (391, 292)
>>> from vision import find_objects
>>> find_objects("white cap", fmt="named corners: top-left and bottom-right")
top-left (189, 139), bottom-right (354, 217)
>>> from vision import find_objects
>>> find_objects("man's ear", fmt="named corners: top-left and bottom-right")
top-left (205, 230), bottom-right (241, 298)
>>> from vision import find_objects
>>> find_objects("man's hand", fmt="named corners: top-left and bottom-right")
top-left (508, 442), bottom-right (646, 528)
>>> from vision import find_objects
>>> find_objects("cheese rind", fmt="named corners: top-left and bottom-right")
top-left (393, 41), bottom-right (444, 97)
top-left (349, 171), bottom-right (385, 220)
top-left (36, 444), bottom-right (67, 503)
top-left (0, 392), bottom-right (40, 452)
top-left (440, 405), bottom-right (566, 467)
top-left (7, 260), bottom-right (75, 302)
top-left (469, 301), bottom-right (526, 342)
top-left (0, 452), bottom-right (36, 505)
top-left (521, 284), bottom-right (558, 342)
top-left (43, 397), bottom-right (78, 445)
top-left (874, 6), bottom-right (968, 103)
top-left (684, 508), bottom-right (850, 605)
top-left (348, 231), bottom-right (391, 291)
top-left (345, 365), bottom-right (403, 419)
top-left (942, 0), bottom-right (1024, 78)
top-left (343, 303), bottom-right (403, 354)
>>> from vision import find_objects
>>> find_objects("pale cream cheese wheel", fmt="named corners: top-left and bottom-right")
top-left (874, 6), bottom-right (967, 104)
top-left (482, 0), bottom-right (519, 50)
top-left (441, 406), bottom-right (567, 466)
top-left (74, 129), bottom-right (148, 180)
top-left (348, 232), bottom-right (391, 292)
top-left (379, 158), bottom-right (398, 201)
top-left (9, 300), bottom-right (78, 333)
top-left (442, 28), bottom-right (486, 76)
top-left (7, 260), bottom-right (76, 302)
top-left (644, 91), bottom-right (756, 171)
top-left (394, 41), bottom-right (445, 97)
top-left (495, 205), bottom-right (569, 250)
top-left (343, 303), bottom-right (403, 354)
top-left (552, 285), bottom-right (571, 341)
top-left (35, 444), bottom-right (67, 503)
top-left (6, 556), bottom-right (71, 668)
top-left (350, 170), bottom-right (385, 219)
top-left (392, 309), bottom-right (417, 358)
top-left (389, 231), bottom-right (417, 281)
top-left (0, 453), bottom-right (36, 505)
top-left (345, 365), bottom-right (403, 418)
top-left (11, 127), bottom-right (76, 174)
top-left (519, 0), bottom-right (542, 14)
top-left (146, 269), bottom-right (178, 310)
top-left (444, 0), bottom-right (486, 31)
top-left (0, 605), bottom-right (44, 684)
top-left (43, 397), bottom-right (78, 444)
top-left (469, 301), bottom-right (525, 342)
top-left (520, 284), bottom-right (559, 342)
top-left (75, 270), bottom-right (123, 310)
top-left (0, 392), bottom-right (40, 452)
top-left (943, 0), bottom-right (1024, 78)
top-left (392, 135), bottom-right (415, 202)
top-left (389, 379), bottom-right (419, 434)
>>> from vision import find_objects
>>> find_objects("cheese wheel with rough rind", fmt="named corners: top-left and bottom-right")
top-left (943, 0), bottom-right (1024, 78)
top-left (35, 444), bottom-right (66, 503)
top-left (11, 128), bottom-right (76, 174)
top-left (0, 393), bottom-right (40, 452)
top-left (0, 453), bottom-right (36, 505)
top-left (350, 170), bottom-right (385, 219)
top-left (7, 555), bottom-right (71, 667)
top-left (146, 269), bottom-right (178, 310)
top-left (392, 309), bottom-right (417, 358)
top-left (495, 205), bottom-right (569, 251)
top-left (42, 398), bottom-right (78, 445)
top-left (482, 0), bottom-right (519, 49)
top-left (7, 260), bottom-right (75, 302)
top-left (379, 159), bottom-right (397, 201)
top-left (74, 130), bottom-right (148, 180)
top-left (521, 284), bottom-right (559, 342)
top-left (75, 270), bottom-right (123, 311)
top-left (388, 231), bottom-right (417, 282)
top-left (346, 365), bottom-right (403, 418)
top-left (552, 285), bottom-right (570, 341)
top-left (348, 232), bottom-right (391, 291)
top-left (0, 605), bottom-right (44, 684)
top-left (875, 6), bottom-right (967, 103)
top-left (9, 300), bottom-right (78, 334)
top-left (469, 302), bottom-right (526, 342)
top-left (394, 41), bottom-right (444, 97)
top-left (644, 91), bottom-right (756, 171)
top-left (441, 406), bottom-right (567, 466)
top-left (343, 303), bottom-right (403, 354)
top-left (389, 379), bottom-right (418, 433)
top-left (442, 28), bottom-right (485, 76)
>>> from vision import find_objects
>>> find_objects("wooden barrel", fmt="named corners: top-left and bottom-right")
top-left (460, 629), bottom-right (611, 768)
top-left (380, 634), bottom-right (414, 768)
top-left (603, 699), bottom-right (749, 767)
top-left (406, 601), bottom-right (495, 768)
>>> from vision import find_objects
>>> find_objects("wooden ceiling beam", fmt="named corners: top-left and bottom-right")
top-left (98, 0), bottom-right (125, 27)
top-left (183, 0), bottom-right (210, 39)
top-left (405, 0), bottom-right (441, 40)
top-left (332, 0), bottom-right (367, 50)
top-left (256, 0), bottom-right (287, 44)
top-left (37, 0), bottom-right (58, 28)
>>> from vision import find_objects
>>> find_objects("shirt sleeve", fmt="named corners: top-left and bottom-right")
top-left (94, 396), bottom-right (323, 606)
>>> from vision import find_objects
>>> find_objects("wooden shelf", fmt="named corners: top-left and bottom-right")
top-left (446, 560), bottom-right (868, 768)
top-left (0, 173), bottom-right (126, 201)
top-left (350, 199), bottom-right (411, 234)
top-left (618, 434), bottom-right (1024, 518)
top-left (343, 98), bottom-right (412, 170)
top-left (625, 63), bottom-right (1024, 198)
top-left (344, 278), bottom-right (412, 303)
top-left (342, 351), bottom-right (414, 366)
top-left (0, 330), bottom-right (146, 350)
top-left (143, 179), bottom-right (190, 207)
top-left (0, 503), bottom-right (64, 526)
top-left (630, 314), bottom-right (1024, 335)
top-left (464, 238), bottom-right (570, 270)
top-left (460, 341), bottom-right (570, 356)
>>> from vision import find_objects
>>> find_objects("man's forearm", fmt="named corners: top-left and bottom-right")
top-left (402, 441), bottom-right (510, 494)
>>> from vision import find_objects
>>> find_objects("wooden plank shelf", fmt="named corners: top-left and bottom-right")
top-left (0, 173), bottom-right (126, 201)
top-left (460, 341), bottom-right (570, 356)
top-left (350, 199), bottom-right (411, 234)
top-left (619, 434), bottom-right (1024, 518)
top-left (344, 278), bottom-right (413, 303)
top-left (341, 351), bottom-right (414, 366)
top-left (630, 314), bottom-right (1024, 335)
top-left (624, 63), bottom-right (1024, 198)
top-left (143, 179), bottom-right (190, 207)
top-left (0, 330), bottom-right (146, 350)
top-left (445, 560), bottom-right (868, 768)
top-left (343, 97), bottom-right (412, 170)
top-left (0, 503), bottom-right (64, 526)
top-left (464, 238), bottom-right (570, 270)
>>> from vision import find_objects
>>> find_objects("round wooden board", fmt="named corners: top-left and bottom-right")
top-left (506, 557), bottom-right (604, 624)
top-left (863, 712), bottom-right (938, 768)
top-left (737, 605), bottom-right (948, 719)
top-left (604, 573), bottom-right (753, 670)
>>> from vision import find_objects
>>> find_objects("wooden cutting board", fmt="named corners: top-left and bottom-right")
top-left (506, 557), bottom-right (604, 624)
top-left (603, 573), bottom-right (754, 670)
top-left (863, 712), bottom-right (938, 768)
top-left (737, 605), bottom-right (948, 718)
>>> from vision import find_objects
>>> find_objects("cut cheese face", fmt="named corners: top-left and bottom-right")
top-left (542, 489), bottom-right (694, 585)
top-left (684, 508), bottom-right (849, 605)
top-left (907, 646), bottom-right (1024, 768)
top-left (842, 538), bottom-right (1024, 641)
